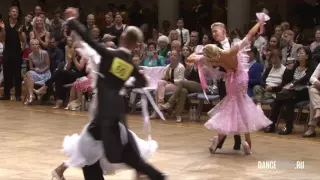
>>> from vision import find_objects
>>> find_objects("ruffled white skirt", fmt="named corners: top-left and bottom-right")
top-left (63, 124), bottom-right (158, 175)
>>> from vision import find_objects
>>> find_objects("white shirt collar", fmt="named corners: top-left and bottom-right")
top-left (220, 38), bottom-right (230, 50)
top-left (220, 38), bottom-right (229, 45)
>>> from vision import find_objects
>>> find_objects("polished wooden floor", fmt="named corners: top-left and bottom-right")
top-left (1, 101), bottom-right (320, 180)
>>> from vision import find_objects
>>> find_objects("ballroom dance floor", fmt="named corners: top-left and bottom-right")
top-left (0, 101), bottom-right (320, 180)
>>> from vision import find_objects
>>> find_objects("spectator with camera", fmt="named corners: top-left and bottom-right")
top-left (141, 42), bottom-right (165, 66)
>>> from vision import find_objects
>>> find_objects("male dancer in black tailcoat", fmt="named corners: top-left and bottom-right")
top-left (64, 8), bottom-right (166, 180)
top-left (210, 22), bottom-right (241, 152)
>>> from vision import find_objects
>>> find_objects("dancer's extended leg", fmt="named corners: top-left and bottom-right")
top-left (242, 134), bottom-right (252, 155)
top-left (209, 134), bottom-right (226, 154)
top-left (52, 162), bottom-right (68, 180)
top-left (122, 133), bottom-right (165, 180)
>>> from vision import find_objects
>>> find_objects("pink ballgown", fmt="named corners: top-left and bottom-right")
top-left (203, 37), bottom-right (272, 135)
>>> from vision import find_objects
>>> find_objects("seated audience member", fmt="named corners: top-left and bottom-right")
top-left (35, 50), bottom-right (85, 109)
top-left (253, 32), bottom-right (268, 53)
top-left (181, 46), bottom-right (192, 63)
top-left (168, 30), bottom-right (180, 44)
top-left (247, 46), bottom-right (263, 97)
top-left (201, 34), bottom-right (211, 46)
top-left (281, 21), bottom-right (290, 30)
top-left (24, 39), bottom-right (51, 105)
top-left (168, 40), bottom-right (182, 64)
top-left (293, 24), bottom-right (306, 45)
top-left (151, 28), bottom-right (160, 43)
top-left (65, 57), bottom-right (89, 111)
top-left (229, 28), bottom-right (242, 45)
top-left (57, 24), bottom-right (69, 54)
top-left (273, 25), bottom-right (283, 40)
top-left (310, 28), bottom-right (320, 52)
top-left (160, 55), bottom-right (202, 122)
top-left (281, 30), bottom-right (303, 69)
top-left (157, 35), bottom-right (170, 58)
top-left (47, 36), bottom-right (64, 72)
top-left (132, 42), bottom-right (145, 61)
top-left (188, 31), bottom-right (199, 52)
top-left (266, 47), bottom-right (314, 134)
top-left (273, 25), bottom-right (286, 49)
top-left (261, 36), bottom-right (280, 68)
top-left (194, 34), bottom-right (211, 53)
top-left (253, 49), bottom-right (293, 107)
top-left (151, 50), bottom-right (185, 118)
top-left (142, 42), bottom-right (165, 66)
top-left (91, 27), bottom-right (101, 42)
top-left (303, 59), bottom-right (320, 137)
top-left (310, 45), bottom-right (320, 67)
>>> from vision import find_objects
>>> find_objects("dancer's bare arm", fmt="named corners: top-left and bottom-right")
top-left (228, 22), bottom-right (264, 56)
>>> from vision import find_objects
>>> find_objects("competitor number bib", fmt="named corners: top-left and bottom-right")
top-left (109, 57), bottom-right (134, 80)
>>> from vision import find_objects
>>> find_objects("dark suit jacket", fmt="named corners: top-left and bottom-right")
top-left (262, 66), bottom-right (293, 92)
top-left (248, 62), bottom-right (263, 97)
top-left (67, 18), bottom-right (146, 163)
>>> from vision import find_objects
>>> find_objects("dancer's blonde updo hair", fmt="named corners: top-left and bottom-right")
top-left (203, 44), bottom-right (223, 59)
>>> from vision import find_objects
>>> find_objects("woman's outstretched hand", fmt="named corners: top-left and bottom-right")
top-left (256, 12), bottom-right (270, 23)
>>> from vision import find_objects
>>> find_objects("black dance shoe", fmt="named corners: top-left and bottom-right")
top-left (278, 127), bottom-right (292, 135)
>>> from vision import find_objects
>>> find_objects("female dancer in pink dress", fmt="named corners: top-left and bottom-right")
top-left (187, 12), bottom-right (272, 155)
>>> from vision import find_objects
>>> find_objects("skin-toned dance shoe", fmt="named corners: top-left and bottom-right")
top-left (209, 136), bottom-right (219, 154)
top-left (51, 169), bottom-right (66, 180)
top-left (241, 141), bottom-right (252, 155)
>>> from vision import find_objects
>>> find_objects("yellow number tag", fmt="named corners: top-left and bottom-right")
top-left (109, 57), bottom-right (134, 80)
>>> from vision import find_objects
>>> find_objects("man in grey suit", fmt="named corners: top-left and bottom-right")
top-left (281, 30), bottom-right (303, 69)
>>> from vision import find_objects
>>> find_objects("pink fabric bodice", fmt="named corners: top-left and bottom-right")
top-left (225, 42), bottom-right (250, 96)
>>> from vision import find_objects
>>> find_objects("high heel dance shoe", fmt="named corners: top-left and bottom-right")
top-left (242, 141), bottom-right (252, 155)
top-left (209, 136), bottom-right (219, 154)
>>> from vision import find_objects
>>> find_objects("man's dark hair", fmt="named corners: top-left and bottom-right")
top-left (177, 18), bottom-right (184, 22)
